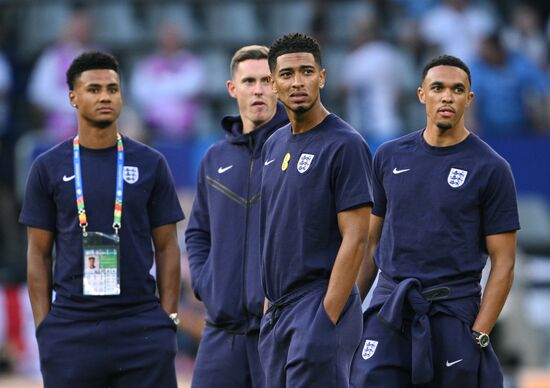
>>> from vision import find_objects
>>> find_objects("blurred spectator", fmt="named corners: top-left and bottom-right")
top-left (129, 22), bottom-right (205, 144)
top-left (502, 3), bottom-right (548, 70)
top-left (469, 32), bottom-right (550, 137)
top-left (26, 10), bottom-right (97, 141)
top-left (420, 0), bottom-right (496, 63)
top-left (176, 252), bottom-right (204, 363)
top-left (340, 15), bottom-right (415, 150)
top-left (0, 285), bottom-right (40, 378)
top-left (390, 0), bottom-right (438, 19)
top-left (394, 18), bottom-right (433, 130)
top-left (0, 50), bottom-right (10, 138)
top-left (0, 48), bottom-right (22, 285)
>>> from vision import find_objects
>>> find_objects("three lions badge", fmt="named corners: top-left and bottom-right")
top-left (362, 339), bottom-right (378, 360)
top-left (297, 153), bottom-right (315, 174)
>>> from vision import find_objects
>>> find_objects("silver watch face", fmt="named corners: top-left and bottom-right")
top-left (478, 333), bottom-right (490, 348)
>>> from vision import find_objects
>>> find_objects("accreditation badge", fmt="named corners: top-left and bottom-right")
top-left (83, 231), bottom-right (121, 296)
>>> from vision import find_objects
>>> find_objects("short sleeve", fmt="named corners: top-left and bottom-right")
top-left (332, 135), bottom-right (374, 213)
top-left (481, 159), bottom-right (520, 235)
top-left (371, 148), bottom-right (387, 217)
top-left (19, 159), bottom-right (56, 231)
top-left (147, 154), bottom-right (185, 228)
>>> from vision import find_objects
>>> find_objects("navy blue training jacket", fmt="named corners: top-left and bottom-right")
top-left (185, 103), bottom-right (288, 333)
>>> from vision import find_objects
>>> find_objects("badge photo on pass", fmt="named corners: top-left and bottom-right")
top-left (83, 231), bottom-right (121, 296)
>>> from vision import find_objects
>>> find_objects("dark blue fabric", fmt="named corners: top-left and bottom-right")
top-left (185, 103), bottom-right (288, 332)
top-left (19, 136), bottom-right (184, 320)
top-left (372, 275), bottom-right (482, 384)
top-left (351, 275), bottom-right (502, 387)
top-left (260, 114), bottom-right (373, 301)
top-left (259, 285), bottom-right (362, 387)
top-left (191, 326), bottom-right (265, 388)
top-left (351, 311), bottom-right (504, 388)
top-left (372, 130), bottom-right (520, 286)
top-left (36, 305), bottom-right (177, 388)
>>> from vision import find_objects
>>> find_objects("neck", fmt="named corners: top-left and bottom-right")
top-left (289, 103), bottom-right (330, 134)
top-left (77, 124), bottom-right (118, 149)
top-left (423, 122), bottom-right (469, 147)
top-left (242, 110), bottom-right (277, 135)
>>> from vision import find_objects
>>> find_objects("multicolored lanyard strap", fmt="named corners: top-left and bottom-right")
top-left (73, 133), bottom-right (124, 236)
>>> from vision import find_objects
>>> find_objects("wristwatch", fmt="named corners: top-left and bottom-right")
top-left (169, 313), bottom-right (180, 326)
top-left (472, 330), bottom-right (490, 348)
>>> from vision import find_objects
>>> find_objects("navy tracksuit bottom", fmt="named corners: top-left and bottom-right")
top-left (351, 312), bottom-right (503, 388)
top-left (36, 305), bottom-right (178, 388)
top-left (191, 325), bottom-right (265, 388)
top-left (259, 283), bottom-right (363, 388)
top-left (350, 275), bottom-right (504, 388)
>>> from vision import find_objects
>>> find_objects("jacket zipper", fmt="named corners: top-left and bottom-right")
top-left (241, 135), bottom-right (255, 332)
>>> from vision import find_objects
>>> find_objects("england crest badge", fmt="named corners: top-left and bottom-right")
top-left (297, 153), bottom-right (315, 174)
top-left (123, 166), bottom-right (139, 184)
top-left (362, 339), bottom-right (378, 360)
top-left (447, 168), bottom-right (468, 188)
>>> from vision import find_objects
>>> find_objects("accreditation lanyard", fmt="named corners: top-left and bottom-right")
top-left (73, 133), bottom-right (124, 236)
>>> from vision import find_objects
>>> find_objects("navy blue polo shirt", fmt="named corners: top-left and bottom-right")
top-left (19, 136), bottom-right (184, 319)
top-left (260, 114), bottom-right (373, 301)
top-left (372, 130), bottom-right (520, 286)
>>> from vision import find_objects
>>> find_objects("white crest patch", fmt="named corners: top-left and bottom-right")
top-left (297, 153), bottom-right (315, 174)
top-left (362, 339), bottom-right (378, 360)
top-left (447, 168), bottom-right (468, 188)
top-left (123, 166), bottom-right (139, 184)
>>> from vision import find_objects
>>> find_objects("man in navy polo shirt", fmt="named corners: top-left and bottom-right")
top-left (350, 54), bottom-right (520, 387)
top-left (20, 51), bottom-right (184, 388)
top-left (186, 45), bottom-right (288, 387)
top-left (259, 33), bottom-right (373, 387)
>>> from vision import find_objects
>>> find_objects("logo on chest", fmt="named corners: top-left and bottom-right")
top-left (447, 168), bottom-right (468, 188)
top-left (297, 153), bottom-right (315, 174)
top-left (123, 166), bottom-right (139, 184)
top-left (362, 339), bottom-right (378, 360)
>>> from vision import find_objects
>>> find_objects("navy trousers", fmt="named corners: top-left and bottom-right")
top-left (191, 326), bottom-right (264, 388)
top-left (350, 312), bottom-right (503, 388)
top-left (36, 305), bottom-right (178, 388)
top-left (259, 285), bottom-right (363, 388)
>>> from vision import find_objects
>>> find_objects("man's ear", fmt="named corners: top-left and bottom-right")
top-left (69, 90), bottom-right (78, 108)
top-left (226, 80), bottom-right (237, 99)
top-left (319, 68), bottom-right (326, 89)
top-left (417, 86), bottom-right (426, 105)
top-left (270, 75), bottom-right (278, 94)
top-left (465, 91), bottom-right (474, 107)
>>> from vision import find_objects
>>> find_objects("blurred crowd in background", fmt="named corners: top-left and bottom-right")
top-left (1, 0), bottom-right (550, 386)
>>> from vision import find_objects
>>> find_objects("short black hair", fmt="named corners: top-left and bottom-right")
top-left (422, 54), bottom-right (471, 86)
top-left (268, 33), bottom-right (322, 72)
top-left (66, 51), bottom-right (120, 90)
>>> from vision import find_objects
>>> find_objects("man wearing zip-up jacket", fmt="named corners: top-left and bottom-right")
top-left (185, 45), bottom-right (288, 388)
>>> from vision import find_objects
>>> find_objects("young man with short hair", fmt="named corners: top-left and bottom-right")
top-left (350, 54), bottom-right (520, 388)
top-left (259, 33), bottom-right (373, 387)
top-left (20, 51), bottom-right (184, 388)
top-left (186, 45), bottom-right (288, 387)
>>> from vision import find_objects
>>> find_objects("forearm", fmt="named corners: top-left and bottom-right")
top-left (356, 214), bottom-right (383, 300)
top-left (27, 253), bottom-right (53, 328)
top-left (156, 242), bottom-right (182, 314)
top-left (324, 236), bottom-right (367, 323)
top-left (356, 253), bottom-right (378, 301)
top-left (473, 259), bottom-right (514, 333)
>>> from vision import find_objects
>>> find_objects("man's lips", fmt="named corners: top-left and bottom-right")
top-left (289, 93), bottom-right (307, 101)
top-left (437, 107), bottom-right (455, 118)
